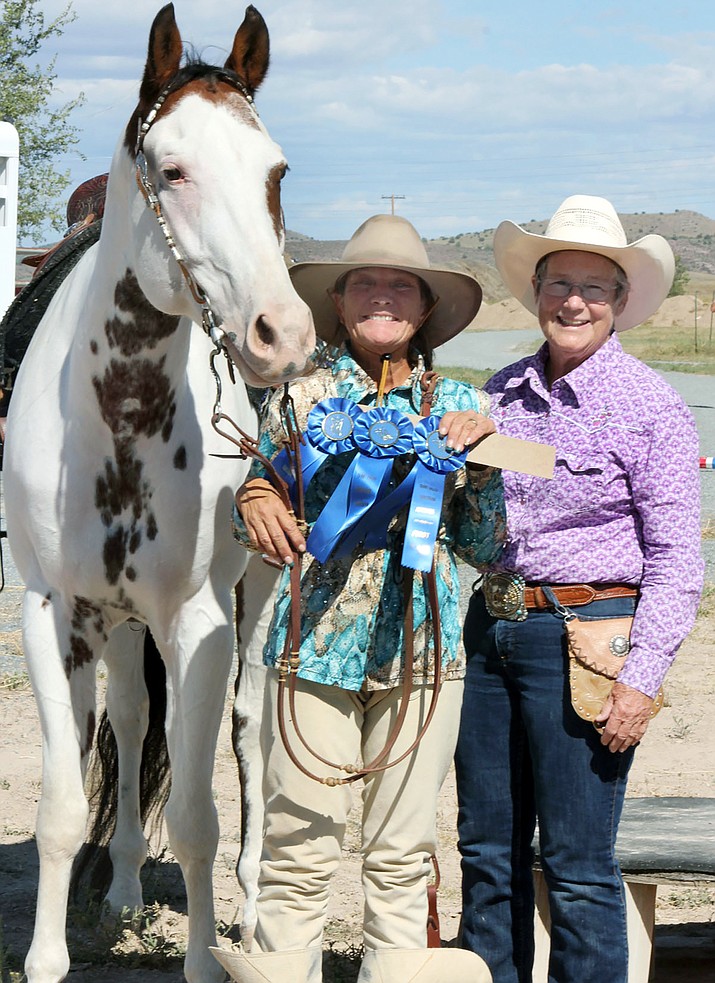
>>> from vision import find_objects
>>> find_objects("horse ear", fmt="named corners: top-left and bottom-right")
top-left (138, 3), bottom-right (183, 108)
top-left (225, 5), bottom-right (270, 96)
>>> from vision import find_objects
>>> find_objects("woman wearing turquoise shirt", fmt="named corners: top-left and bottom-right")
top-left (224, 214), bottom-right (504, 983)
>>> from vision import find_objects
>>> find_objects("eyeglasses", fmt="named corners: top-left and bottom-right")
top-left (537, 277), bottom-right (621, 303)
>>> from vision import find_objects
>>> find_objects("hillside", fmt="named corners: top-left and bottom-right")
top-left (13, 210), bottom-right (715, 305)
top-left (286, 209), bottom-right (715, 304)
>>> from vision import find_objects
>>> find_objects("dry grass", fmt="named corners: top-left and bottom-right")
top-left (621, 318), bottom-right (715, 374)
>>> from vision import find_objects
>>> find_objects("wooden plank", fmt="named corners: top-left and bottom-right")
top-left (466, 432), bottom-right (555, 478)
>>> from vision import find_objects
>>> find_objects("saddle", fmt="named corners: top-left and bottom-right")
top-left (0, 175), bottom-right (109, 440)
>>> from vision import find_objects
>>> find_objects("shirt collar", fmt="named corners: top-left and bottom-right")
top-left (549, 331), bottom-right (623, 401)
top-left (333, 345), bottom-right (425, 408)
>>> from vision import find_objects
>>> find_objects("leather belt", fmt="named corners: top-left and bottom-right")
top-left (524, 583), bottom-right (638, 609)
top-left (482, 572), bottom-right (637, 622)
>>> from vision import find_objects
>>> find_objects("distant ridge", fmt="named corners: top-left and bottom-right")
top-left (285, 210), bottom-right (715, 303)
top-left (15, 211), bottom-right (715, 302)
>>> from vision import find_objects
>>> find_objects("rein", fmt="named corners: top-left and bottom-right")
top-left (211, 370), bottom-right (447, 785)
top-left (133, 69), bottom-right (260, 393)
top-left (240, 371), bottom-right (446, 786)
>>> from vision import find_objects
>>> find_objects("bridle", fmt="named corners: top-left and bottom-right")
top-left (133, 69), bottom-right (262, 409)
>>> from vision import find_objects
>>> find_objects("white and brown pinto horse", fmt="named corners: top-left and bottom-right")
top-left (3, 5), bottom-right (313, 981)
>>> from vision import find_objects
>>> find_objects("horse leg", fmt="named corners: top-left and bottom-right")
top-left (22, 588), bottom-right (98, 983)
top-left (233, 554), bottom-right (281, 948)
top-left (100, 621), bottom-right (151, 912)
top-left (161, 596), bottom-right (234, 983)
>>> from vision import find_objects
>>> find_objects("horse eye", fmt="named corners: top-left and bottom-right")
top-left (162, 166), bottom-right (183, 183)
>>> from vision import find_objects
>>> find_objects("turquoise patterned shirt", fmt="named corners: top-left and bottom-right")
top-left (232, 348), bottom-right (506, 691)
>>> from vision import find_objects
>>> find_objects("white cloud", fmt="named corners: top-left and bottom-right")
top-left (19, 0), bottom-right (715, 243)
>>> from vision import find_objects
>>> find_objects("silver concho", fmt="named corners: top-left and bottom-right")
top-left (609, 634), bottom-right (630, 658)
top-left (483, 572), bottom-right (527, 622)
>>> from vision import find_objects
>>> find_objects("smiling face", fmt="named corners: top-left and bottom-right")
top-left (331, 267), bottom-right (428, 370)
top-left (533, 250), bottom-right (629, 382)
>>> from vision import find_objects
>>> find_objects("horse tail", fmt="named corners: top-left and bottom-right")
top-left (233, 578), bottom-right (250, 858)
top-left (70, 630), bottom-right (171, 902)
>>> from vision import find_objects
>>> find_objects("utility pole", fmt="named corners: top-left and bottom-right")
top-left (381, 194), bottom-right (405, 215)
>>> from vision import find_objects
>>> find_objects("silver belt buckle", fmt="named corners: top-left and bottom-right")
top-left (483, 572), bottom-right (528, 621)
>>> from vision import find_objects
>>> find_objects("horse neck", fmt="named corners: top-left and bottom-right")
top-left (66, 163), bottom-right (199, 443)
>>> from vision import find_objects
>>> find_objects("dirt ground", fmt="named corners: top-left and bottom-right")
top-left (1, 588), bottom-right (715, 983)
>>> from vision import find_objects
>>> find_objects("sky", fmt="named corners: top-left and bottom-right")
top-left (25, 0), bottom-right (715, 245)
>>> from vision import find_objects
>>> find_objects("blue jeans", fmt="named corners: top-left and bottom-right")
top-left (455, 589), bottom-right (637, 983)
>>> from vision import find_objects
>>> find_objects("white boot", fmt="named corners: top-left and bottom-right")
top-left (210, 945), bottom-right (322, 983)
top-left (357, 947), bottom-right (492, 983)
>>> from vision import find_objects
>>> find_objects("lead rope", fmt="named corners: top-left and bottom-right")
top-left (211, 371), bottom-right (446, 785)
top-left (274, 367), bottom-right (445, 785)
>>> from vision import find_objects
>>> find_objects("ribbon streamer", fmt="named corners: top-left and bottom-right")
top-left (307, 407), bottom-right (414, 563)
top-left (401, 416), bottom-right (467, 572)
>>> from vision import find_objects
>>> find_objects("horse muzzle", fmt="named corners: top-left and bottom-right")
top-left (225, 304), bottom-right (316, 386)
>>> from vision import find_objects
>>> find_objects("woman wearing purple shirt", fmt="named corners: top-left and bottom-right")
top-left (454, 195), bottom-right (704, 983)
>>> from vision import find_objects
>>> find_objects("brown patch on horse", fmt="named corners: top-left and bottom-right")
top-left (64, 597), bottom-right (107, 679)
top-left (266, 163), bottom-right (286, 242)
top-left (92, 270), bottom-right (182, 585)
top-left (94, 440), bottom-right (158, 585)
top-left (93, 358), bottom-right (176, 438)
top-left (72, 596), bottom-right (106, 637)
top-left (106, 271), bottom-right (179, 356)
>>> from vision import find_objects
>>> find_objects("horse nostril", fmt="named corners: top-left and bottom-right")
top-left (254, 315), bottom-right (275, 349)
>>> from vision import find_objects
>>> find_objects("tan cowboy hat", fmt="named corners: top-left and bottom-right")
top-left (493, 194), bottom-right (675, 332)
top-left (288, 213), bottom-right (483, 347)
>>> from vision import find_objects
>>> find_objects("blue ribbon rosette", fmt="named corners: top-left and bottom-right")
top-left (272, 397), bottom-right (362, 493)
top-left (335, 414), bottom-right (467, 565)
top-left (306, 406), bottom-right (414, 563)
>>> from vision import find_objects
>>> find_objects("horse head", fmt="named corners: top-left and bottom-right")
top-left (118, 3), bottom-right (315, 386)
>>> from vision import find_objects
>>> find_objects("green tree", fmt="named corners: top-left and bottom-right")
top-left (668, 253), bottom-right (690, 297)
top-left (0, 0), bottom-right (84, 242)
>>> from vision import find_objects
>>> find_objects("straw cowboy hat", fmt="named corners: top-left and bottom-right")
top-left (289, 214), bottom-right (483, 348)
top-left (493, 194), bottom-right (675, 332)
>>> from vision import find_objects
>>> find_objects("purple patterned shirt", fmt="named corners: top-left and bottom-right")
top-left (485, 332), bottom-right (704, 697)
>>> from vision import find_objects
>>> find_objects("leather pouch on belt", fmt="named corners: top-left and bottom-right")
top-left (565, 615), bottom-right (664, 722)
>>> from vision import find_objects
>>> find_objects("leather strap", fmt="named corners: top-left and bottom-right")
top-left (419, 370), bottom-right (439, 417)
top-left (426, 854), bottom-right (441, 948)
top-left (525, 583), bottom-right (637, 609)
